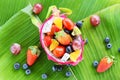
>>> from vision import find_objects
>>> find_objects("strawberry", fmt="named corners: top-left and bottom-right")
top-left (55, 30), bottom-right (72, 45)
top-left (44, 35), bottom-right (52, 47)
top-left (47, 24), bottom-right (60, 36)
top-left (63, 18), bottom-right (74, 30)
top-left (27, 46), bottom-right (40, 66)
top-left (97, 56), bottom-right (114, 73)
top-left (53, 46), bottom-right (65, 58)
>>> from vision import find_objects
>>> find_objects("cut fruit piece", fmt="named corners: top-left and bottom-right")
top-left (55, 30), bottom-right (72, 45)
top-left (70, 50), bottom-right (81, 62)
top-left (49, 39), bottom-right (59, 51)
top-left (53, 46), bottom-right (65, 58)
top-left (42, 17), bottom-right (54, 33)
top-left (44, 35), bottom-right (52, 47)
top-left (63, 18), bottom-right (74, 30)
top-left (47, 24), bottom-right (60, 36)
top-left (72, 39), bottom-right (81, 50)
top-left (72, 36), bottom-right (82, 50)
top-left (72, 26), bottom-right (81, 36)
top-left (61, 53), bottom-right (70, 62)
top-left (53, 17), bottom-right (62, 29)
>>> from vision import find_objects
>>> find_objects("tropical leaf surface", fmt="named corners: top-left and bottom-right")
top-left (0, 0), bottom-right (120, 80)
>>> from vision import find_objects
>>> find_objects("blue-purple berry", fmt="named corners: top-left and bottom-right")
top-left (76, 21), bottom-right (83, 28)
top-left (25, 69), bottom-right (31, 75)
top-left (85, 38), bottom-right (88, 44)
top-left (52, 65), bottom-right (57, 72)
top-left (23, 63), bottom-right (28, 70)
top-left (66, 64), bottom-right (72, 67)
top-left (65, 71), bottom-right (72, 77)
top-left (118, 48), bottom-right (120, 52)
top-left (57, 66), bottom-right (63, 71)
top-left (14, 63), bottom-right (20, 70)
top-left (41, 73), bottom-right (48, 79)
top-left (104, 37), bottom-right (110, 43)
top-left (93, 61), bottom-right (99, 67)
top-left (106, 43), bottom-right (112, 49)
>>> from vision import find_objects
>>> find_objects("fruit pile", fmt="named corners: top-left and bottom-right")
top-left (40, 6), bottom-right (85, 66)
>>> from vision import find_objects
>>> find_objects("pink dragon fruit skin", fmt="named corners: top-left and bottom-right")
top-left (40, 15), bottom-right (85, 66)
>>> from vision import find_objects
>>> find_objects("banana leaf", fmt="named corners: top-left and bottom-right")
top-left (1, 0), bottom-right (120, 80)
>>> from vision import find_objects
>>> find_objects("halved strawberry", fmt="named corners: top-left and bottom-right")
top-left (27, 46), bottom-right (40, 66)
top-left (55, 30), bottom-right (72, 45)
top-left (63, 18), bottom-right (74, 30)
top-left (47, 24), bottom-right (60, 36)
top-left (44, 35), bottom-right (52, 47)
top-left (53, 46), bottom-right (65, 58)
top-left (97, 56), bottom-right (114, 73)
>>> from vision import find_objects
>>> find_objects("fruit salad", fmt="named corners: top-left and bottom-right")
top-left (40, 6), bottom-right (85, 66)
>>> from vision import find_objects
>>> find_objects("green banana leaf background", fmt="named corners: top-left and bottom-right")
top-left (1, 0), bottom-right (120, 80)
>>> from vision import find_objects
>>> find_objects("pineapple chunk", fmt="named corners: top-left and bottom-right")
top-left (49, 39), bottom-right (59, 51)
top-left (53, 17), bottom-right (62, 29)
top-left (70, 50), bottom-right (81, 62)
top-left (72, 26), bottom-right (82, 36)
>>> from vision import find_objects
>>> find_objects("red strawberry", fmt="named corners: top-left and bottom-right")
top-left (47, 25), bottom-right (60, 36)
top-left (97, 56), bottom-right (114, 73)
top-left (53, 46), bottom-right (65, 58)
top-left (27, 46), bottom-right (40, 66)
top-left (55, 30), bottom-right (72, 45)
top-left (44, 35), bottom-right (52, 47)
top-left (63, 18), bottom-right (74, 30)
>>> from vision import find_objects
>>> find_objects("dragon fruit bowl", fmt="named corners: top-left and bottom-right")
top-left (40, 6), bottom-right (85, 66)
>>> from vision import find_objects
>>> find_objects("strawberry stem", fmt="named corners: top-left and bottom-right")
top-left (28, 46), bottom-right (40, 56)
top-left (110, 55), bottom-right (115, 60)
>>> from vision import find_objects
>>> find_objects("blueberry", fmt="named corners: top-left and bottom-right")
top-left (65, 71), bottom-right (72, 77)
top-left (41, 73), bottom-right (48, 79)
top-left (25, 69), bottom-right (31, 75)
top-left (52, 65), bottom-right (57, 72)
top-left (14, 63), bottom-right (20, 70)
top-left (93, 61), bottom-right (99, 67)
top-left (104, 37), bottom-right (110, 43)
top-left (57, 66), bottom-right (63, 71)
top-left (22, 63), bottom-right (28, 70)
top-left (106, 43), bottom-right (112, 49)
top-left (64, 29), bottom-right (72, 34)
top-left (76, 21), bottom-right (83, 28)
top-left (118, 48), bottom-right (120, 52)
top-left (52, 65), bottom-right (63, 71)
top-left (66, 45), bottom-right (73, 54)
top-left (85, 38), bottom-right (88, 44)
top-left (66, 64), bottom-right (72, 67)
